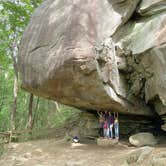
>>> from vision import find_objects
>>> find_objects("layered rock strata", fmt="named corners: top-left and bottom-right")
top-left (67, 112), bottom-right (157, 138)
top-left (112, 0), bottom-right (166, 129)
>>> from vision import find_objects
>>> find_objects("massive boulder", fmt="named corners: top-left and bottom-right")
top-left (18, 0), bottom-right (166, 128)
top-left (19, 0), bottom-right (151, 115)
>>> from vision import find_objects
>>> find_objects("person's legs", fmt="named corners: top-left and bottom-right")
top-left (107, 128), bottom-right (110, 138)
top-left (99, 128), bottom-right (102, 137)
top-left (104, 129), bottom-right (107, 138)
top-left (115, 124), bottom-right (119, 139)
top-left (99, 128), bottom-right (104, 137)
top-left (101, 128), bottom-right (104, 137)
top-left (109, 125), bottom-right (113, 139)
top-left (109, 128), bottom-right (111, 138)
top-left (117, 124), bottom-right (119, 138)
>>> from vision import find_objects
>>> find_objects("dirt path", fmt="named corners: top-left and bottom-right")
top-left (0, 138), bottom-right (166, 166)
top-left (0, 139), bottom-right (132, 166)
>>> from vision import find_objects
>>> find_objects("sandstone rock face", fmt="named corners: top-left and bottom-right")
top-left (137, 0), bottom-right (166, 16)
top-left (129, 132), bottom-right (157, 147)
top-left (112, 0), bottom-right (166, 129)
top-left (19, 0), bottom-right (166, 128)
top-left (68, 112), bottom-right (99, 138)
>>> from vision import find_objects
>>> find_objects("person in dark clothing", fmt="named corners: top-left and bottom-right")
top-left (108, 112), bottom-right (114, 139)
top-left (104, 110), bottom-right (109, 121)
top-left (104, 111), bottom-right (110, 138)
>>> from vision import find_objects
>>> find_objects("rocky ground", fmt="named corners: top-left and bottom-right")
top-left (0, 137), bottom-right (166, 166)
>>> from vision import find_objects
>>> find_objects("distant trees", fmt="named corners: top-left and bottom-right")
top-left (0, 0), bottom-right (43, 131)
top-left (0, 0), bottom-right (80, 136)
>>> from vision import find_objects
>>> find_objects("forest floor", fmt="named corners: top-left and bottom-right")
top-left (0, 136), bottom-right (166, 166)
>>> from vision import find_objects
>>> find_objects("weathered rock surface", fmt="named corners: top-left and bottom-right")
top-left (151, 151), bottom-right (166, 166)
top-left (124, 146), bottom-right (166, 166)
top-left (112, 3), bottom-right (166, 129)
top-left (137, 0), bottom-right (166, 16)
top-left (67, 112), bottom-right (98, 138)
top-left (125, 146), bottom-right (154, 165)
top-left (161, 115), bottom-right (166, 131)
top-left (107, 0), bottom-right (140, 33)
top-left (129, 132), bottom-right (157, 147)
top-left (19, 0), bottom-right (166, 129)
top-left (119, 114), bottom-right (156, 137)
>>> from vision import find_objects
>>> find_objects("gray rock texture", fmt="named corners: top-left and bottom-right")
top-left (129, 132), bottom-right (157, 147)
top-left (137, 0), bottom-right (166, 16)
top-left (112, 0), bottom-right (166, 130)
top-left (125, 146), bottom-right (154, 165)
top-left (18, 0), bottom-right (166, 129)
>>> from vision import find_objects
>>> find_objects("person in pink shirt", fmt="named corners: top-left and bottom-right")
top-left (103, 119), bottom-right (109, 138)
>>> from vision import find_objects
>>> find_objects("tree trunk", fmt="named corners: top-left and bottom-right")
top-left (27, 93), bottom-right (34, 130)
top-left (54, 102), bottom-right (64, 121)
top-left (0, 84), bottom-right (6, 112)
top-left (32, 97), bottom-right (39, 129)
top-left (10, 75), bottom-right (18, 131)
top-left (54, 101), bottom-right (60, 111)
top-left (32, 0), bottom-right (37, 8)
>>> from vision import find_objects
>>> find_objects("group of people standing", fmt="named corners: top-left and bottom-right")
top-left (98, 111), bottom-right (119, 140)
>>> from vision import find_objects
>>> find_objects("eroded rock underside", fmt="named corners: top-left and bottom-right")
top-left (18, 0), bottom-right (166, 131)
top-left (67, 111), bottom-right (159, 138)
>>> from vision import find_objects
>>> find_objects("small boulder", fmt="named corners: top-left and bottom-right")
top-left (97, 138), bottom-right (118, 146)
top-left (129, 132), bottom-right (157, 147)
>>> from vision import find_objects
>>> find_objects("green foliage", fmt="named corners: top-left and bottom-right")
top-left (0, 144), bottom-right (4, 156)
top-left (0, 0), bottom-right (81, 142)
top-left (0, 0), bottom-right (44, 131)
top-left (30, 100), bottom-right (80, 130)
top-left (0, 69), bottom-right (13, 131)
